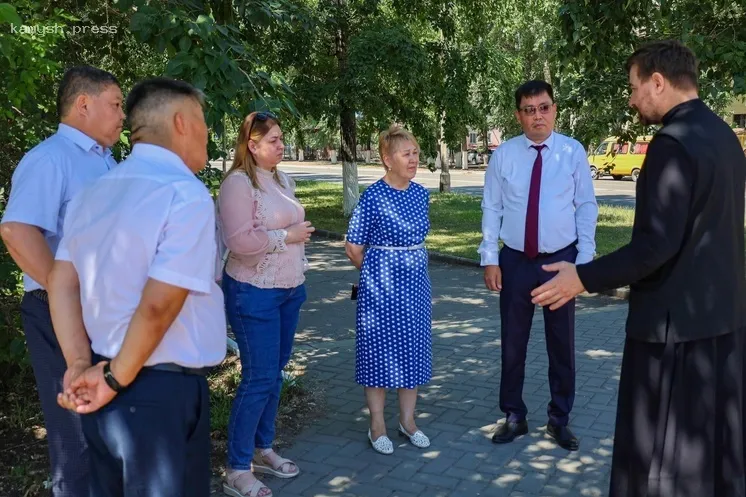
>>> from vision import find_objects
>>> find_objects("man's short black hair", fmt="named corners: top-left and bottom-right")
top-left (125, 77), bottom-right (205, 135)
top-left (515, 80), bottom-right (554, 110)
top-left (626, 39), bottom-right (698, 90)
top-left (57, 66), bottom-right (120, 119)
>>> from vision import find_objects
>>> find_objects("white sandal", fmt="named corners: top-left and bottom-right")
top-left (223, 471), bottom-right (272, 497)
top-left (368, 428), bottom-right (394, 454)
top-left (251, 449), bottom-right (300, 479)
top-left (398, 423), bottom-right (431, 448)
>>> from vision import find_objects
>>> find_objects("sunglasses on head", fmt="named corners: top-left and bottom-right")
top-left (254, 111), bottom-right (277, 122)
top-left (248, 111), bottom-right (279, 138)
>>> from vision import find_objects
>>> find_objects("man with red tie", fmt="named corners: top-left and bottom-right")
top-left (478, 80), bottom-right (598, 451)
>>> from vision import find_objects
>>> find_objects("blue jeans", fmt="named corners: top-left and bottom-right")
top-left (223, 273), bottom-right (307, 470)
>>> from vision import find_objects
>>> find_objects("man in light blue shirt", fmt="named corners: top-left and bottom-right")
top-left (479, 80), bottom-right (598, 451)
top-left (50, 77), bottom-right (225, 497)
top-left (0, 66), bottom-right (124, 496)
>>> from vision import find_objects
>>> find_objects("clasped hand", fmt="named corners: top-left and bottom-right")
top-left (286, 221), bottom-right (315, 244)
top-left (57, 360), bottom-right (117, 414)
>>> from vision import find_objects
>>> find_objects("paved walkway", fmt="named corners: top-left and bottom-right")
top-left (249, 239), bottom-right (627, 497)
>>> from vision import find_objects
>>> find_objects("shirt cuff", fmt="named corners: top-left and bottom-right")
top-left (575, 252), bottom-right (595, 265)
top-left (478, 247), bottom-right (500, 266)
top-left (267, 229), bottom-right (288, 253)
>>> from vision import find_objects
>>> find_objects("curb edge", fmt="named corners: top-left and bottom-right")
top-left (312, 229), bottom-right (630, 301)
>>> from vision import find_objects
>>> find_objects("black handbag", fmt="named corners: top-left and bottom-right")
top-left (350, 283), bottom-right (358, 300)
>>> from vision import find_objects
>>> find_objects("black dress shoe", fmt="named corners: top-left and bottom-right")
top-left (546, 423), bottom-right (579, 451)
top-left (491, 420), bottom-right (529, 444)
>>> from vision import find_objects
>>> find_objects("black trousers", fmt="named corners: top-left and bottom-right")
top-left (498, 243), bottom-right (578, 426)
top-left (609, 329), bottom-right (746, 497)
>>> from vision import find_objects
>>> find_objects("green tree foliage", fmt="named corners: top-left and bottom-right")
top-left (0, 0), bottom-right (309, 372)
top-left (0, 2), bottom-right (67, 199)
top-left (557, 0), bottom-right (746, 146)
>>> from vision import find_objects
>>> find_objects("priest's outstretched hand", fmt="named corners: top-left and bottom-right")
top-left (531, 261), bottom-right (585, 310)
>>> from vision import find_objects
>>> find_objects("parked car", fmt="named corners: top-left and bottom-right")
top-left (466, 150), bottom-right (479, 165)
top-left (588, 135), bottom-right (653, 181)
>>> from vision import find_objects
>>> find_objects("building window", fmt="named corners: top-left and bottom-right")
top-left (734, 114), bottom-right (746, 127)
top-left (469, 131), bottom-right (478, 145)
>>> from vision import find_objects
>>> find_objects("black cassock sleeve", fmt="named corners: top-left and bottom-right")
top-left (577, 135), bottom-right (695, 293)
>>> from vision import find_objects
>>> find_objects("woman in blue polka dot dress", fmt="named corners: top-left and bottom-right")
top-left (345, 125), bottom-right (432, 455)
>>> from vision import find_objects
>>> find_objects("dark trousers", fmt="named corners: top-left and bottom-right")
top-left (20, 292), bottom-right (89, 497)
top-left (609, 330), bottom-right (745, 497)
top-left (81, 367), bottom-right (211, 497)
top-left (499, 243), bottom-right (578, 426)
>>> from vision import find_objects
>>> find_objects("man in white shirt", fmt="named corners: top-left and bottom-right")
top-left (479, 80), bottom-right (598, 451)
top-left (48, 77), bottom-right (226, 496)
top-left (0, 65), bottom-right (123, 496)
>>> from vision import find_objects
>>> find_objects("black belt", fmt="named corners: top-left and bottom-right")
top-left (29, 289), bottom-right (49, 302)
top-left (505, 240), bottom-right (578, 259)
top-left (93, 354), bottom-right (212, 377)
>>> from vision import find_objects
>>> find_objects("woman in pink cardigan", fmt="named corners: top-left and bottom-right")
top-left (218, 112), bottom-right (314, 497)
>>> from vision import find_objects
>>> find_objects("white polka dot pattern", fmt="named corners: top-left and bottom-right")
top-left (346, 179), bottom-right (432, 389)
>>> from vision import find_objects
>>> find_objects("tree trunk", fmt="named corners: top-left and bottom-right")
top-left (439, 149), bottom-right (451, 192)
top-left (341, 111), bottom-right (359, 215)
top-left (211, 0), bottom-right (234, 25)
top-left (543, 60), bottom-right (552, 85)
top-left (436, 22), bottom-right (451, 193)
top-left (438, 111), bottom-right (451, 192)
top-left (336, 0), bottom-right (359, 215)
top-left (222, 115), bottom-right (227, 172)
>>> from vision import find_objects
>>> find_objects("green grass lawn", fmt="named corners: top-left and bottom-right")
top-left (295, 180), bottom-right (636, 260)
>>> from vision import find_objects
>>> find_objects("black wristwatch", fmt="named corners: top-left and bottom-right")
top-left (103, 362), bottom-right (125, 392)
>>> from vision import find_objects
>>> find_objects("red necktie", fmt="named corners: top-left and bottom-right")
top-left (524, 144), bottom-right (545, 259)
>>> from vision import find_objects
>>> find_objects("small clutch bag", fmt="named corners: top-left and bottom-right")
top-left (350, 284), bottom-right (358, 300)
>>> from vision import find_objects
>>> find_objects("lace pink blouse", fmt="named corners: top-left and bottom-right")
top-left (217, 168), bottom-right (307, 289)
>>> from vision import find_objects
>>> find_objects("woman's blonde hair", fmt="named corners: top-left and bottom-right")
top-left (224, 111), bottom-right (284, 189)
top-left (378, 124), bottom-right (419, 169)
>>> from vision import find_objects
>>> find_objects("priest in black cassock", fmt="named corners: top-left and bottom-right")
top-left (530, 40), bottom-right (746, 497)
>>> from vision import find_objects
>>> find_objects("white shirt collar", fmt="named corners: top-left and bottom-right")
top-left (129, 143), bottom-right (194, 176)
top-left (522, 131), bottom-right (555, 151)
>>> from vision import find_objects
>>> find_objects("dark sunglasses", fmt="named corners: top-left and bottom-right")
top-left (248, 111), bottom-right (278, 136)
top-left (254, 111), bottom-right (278, 122)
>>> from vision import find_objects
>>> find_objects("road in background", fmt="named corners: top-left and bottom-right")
top-left (211, 160), bottom-right (638, 206)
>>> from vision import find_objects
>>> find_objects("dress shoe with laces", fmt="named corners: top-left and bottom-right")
top-left (491, 419), bottom-right (529, 444)
top-left (546, 423), bottom-right (579, 451)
